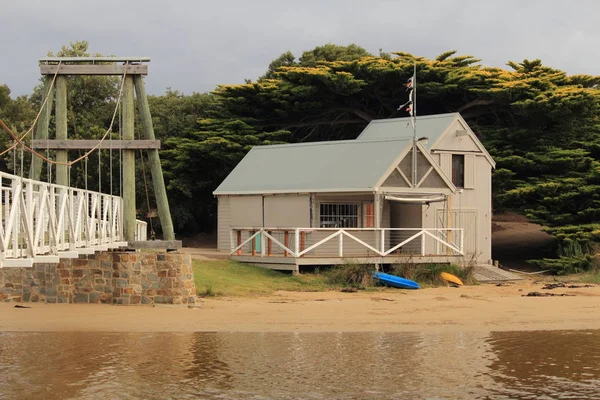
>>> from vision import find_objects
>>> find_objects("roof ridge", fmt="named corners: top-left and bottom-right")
top-left (369, 112), bottom-right (459, 125)
top-left (253, 137), bottom-right (410, 150)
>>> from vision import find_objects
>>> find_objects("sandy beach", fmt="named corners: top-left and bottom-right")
top-left (2, 278), bottom-right (599, 333)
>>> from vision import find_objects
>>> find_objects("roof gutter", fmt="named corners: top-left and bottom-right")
top-left (213, 188), bottom-right (377, 196)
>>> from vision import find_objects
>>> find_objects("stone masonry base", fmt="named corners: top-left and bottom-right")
top-left (0, 251), bottom-right (197, 305)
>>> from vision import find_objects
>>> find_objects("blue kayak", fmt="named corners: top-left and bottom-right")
top-left (373, 272), bottom-right (420, 290)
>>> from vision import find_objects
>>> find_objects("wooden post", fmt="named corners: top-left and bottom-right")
top-left (133, 75), bottom-right (175, 240)
top-left (374, 192), bottom-right (381, 269)
top-left (300, 231), bottom-right (306, 257)
top-left (284, 231), bottom-right (289, 257)
top-left (251, 231), bottom-right (256, 256)
top-left (446, 196), bottom-right (452, 255)
top-left (267, 230), bottom-right (272, 256)
top-left (30, 76), bottom-right (54, 181)
top-left (55, 76), bottom-right (68, 186)
top-left (122, 76), bottom-right (136, 242)
top-left (237, 230), bottom-right (242, 255)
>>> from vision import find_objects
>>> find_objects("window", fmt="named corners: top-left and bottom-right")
top-left (452, 154), bottom-right (465, 188)
top-left (319, 203), bottom-right (359, 228)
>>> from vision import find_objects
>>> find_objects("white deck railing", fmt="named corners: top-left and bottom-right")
top-left (0, 171), bottom-right (128, 267)
top-left (135, 220), bottom-right (148, 241)
top-left (230, 227), bottom-right (464, 258)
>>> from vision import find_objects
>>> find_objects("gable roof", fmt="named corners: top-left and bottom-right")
top-left (358, 112), bottom-right (495, 167)
top-left (214, 112), bottom-right (494, 195)
top-left (214, 138), bottom-right (412, 195)
top-left (357, 113), bottom-right (458, 148)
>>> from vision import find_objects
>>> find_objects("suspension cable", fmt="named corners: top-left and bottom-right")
top-left (98, 149), bottom-right (102, 194)
top-left (0, 65), bottom-right (127, 167)
top-left (0, 60), bottom-right (62, 158)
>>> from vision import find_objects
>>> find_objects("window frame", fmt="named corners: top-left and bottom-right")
top-left (452, 154), bottom-right (465, 188)
top-left (318, 202), bottom-right (360, 228)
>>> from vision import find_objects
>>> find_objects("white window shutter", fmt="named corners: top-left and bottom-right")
top-left (440, 153), bottom-right (451, 178)
top-left (465, 155), bottom-right (475, 189)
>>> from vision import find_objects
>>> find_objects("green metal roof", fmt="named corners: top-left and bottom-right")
top-left (356, 113), bottom-right (458, 148)
top-left (214, 138), bottom-right (411, 195)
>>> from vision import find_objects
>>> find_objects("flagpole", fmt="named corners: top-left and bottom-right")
top-left (412, 61), bottom-right (417, 188)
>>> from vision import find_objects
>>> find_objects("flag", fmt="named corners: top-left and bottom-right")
top-left (398, 74), bottom-right (416, 119)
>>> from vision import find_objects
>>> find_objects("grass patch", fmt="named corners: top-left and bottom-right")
top-left (391, 262), bottom-right (476, 287)
top-left (192, 260), bottom-right (480, 297)
top-left (324, 262), bottom-right (375, 289)
top-left (576, 270), bottom-right (600, 284)
top-left (193, 260), bottom-right (331, 297)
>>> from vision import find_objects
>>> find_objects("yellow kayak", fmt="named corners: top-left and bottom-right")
top-left (440, 272), bottom-right (463, 286)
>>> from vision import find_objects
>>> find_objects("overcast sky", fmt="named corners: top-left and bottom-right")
top-left (2, 0), bottom-right (599, 97)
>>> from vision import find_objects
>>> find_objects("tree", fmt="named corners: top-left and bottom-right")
top-left (161, 117), bottom-right (289, 232)
top-left (261, 51), bottom-right (296, 80)
top-left (147, 89), bottom-right (218, 139)
top-left (216, 50), bottom-right (494, 142)
top-left (299, 43), bottom-right (371, 65)
top-left (0, 84), bottom-right (37, 171)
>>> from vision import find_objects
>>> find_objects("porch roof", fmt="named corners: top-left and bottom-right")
top-left (214, 138), bottom-right (411, 195)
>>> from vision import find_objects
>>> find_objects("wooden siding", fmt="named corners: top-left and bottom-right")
top-left (433, 120), bottom-right (481, 152)
top-left (464, 154), bottom-right (475, 189)
top-left (230, 196), bottom-right (263, 227)
top-left (217, 196), bottom-right (231, 252)
top-left (423, 155), bottom-right (492, 262)
top-left (264, 195), bottom-right (310, 227)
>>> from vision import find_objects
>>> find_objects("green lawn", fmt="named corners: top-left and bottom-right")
top-left (575, 270), bottom-right (600, 284)
top-left (193, 260), bottom-right (331, 297)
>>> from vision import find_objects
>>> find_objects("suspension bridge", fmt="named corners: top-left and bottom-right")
top-left (0, 56), bottom-right (176, 268)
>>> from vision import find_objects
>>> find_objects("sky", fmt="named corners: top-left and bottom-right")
top-left (2, 0), bottom-right (599, 97)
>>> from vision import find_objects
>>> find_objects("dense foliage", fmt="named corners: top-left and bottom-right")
top-left (3, 41), bottom-right (600, 271)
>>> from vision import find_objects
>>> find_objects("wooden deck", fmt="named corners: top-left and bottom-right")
top-left (229, 227), bottom-right (465, 272)
top-left (231, 254), bottom-right (464, 272)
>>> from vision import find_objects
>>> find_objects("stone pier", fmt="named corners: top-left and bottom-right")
top-left (0, 251), bottom-right (197, 305)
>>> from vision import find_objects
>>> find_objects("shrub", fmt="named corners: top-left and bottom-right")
top-left (325, 262), bottom-right (374, 289)
top-left (529, 255), bottom-right (594, 275)
top-left (528, 240), bottom-right (600, 275)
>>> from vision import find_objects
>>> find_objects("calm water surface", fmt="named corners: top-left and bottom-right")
top-left (1, 330), bottom-right (599, 399)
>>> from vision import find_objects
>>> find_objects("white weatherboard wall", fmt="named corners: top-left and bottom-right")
top-left (423, 154), bottom-right (492, 262)
top-left (416, 118), bottom-right (494, 263)
top-left (217, 194), bottom-right (311, 252)
top-left (264, 195), bottom-right (310, 227)
top-left (217, 196), bottom-right (231, 251)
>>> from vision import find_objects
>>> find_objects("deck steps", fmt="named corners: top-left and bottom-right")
top-left (473, 264), bottom-right (523, 282)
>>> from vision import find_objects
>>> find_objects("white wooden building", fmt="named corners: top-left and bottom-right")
top-left (214, 113), bottom-right (495, 271)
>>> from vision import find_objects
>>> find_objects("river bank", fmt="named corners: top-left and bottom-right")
top-left (2, 277), bottom-right (599, 333)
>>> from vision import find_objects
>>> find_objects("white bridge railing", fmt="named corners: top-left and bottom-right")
top-left (230, 227), bottom-right (464, 259)
top-left (0, 171), bottom-right (129, 267)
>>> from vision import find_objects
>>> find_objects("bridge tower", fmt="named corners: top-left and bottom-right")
top-left (30, 57), bottom-right (175, 243)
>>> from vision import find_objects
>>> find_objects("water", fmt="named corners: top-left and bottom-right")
top-left (1, 330), bottom-right (599, 399)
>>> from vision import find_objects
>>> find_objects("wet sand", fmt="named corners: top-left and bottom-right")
top-left (2, 278), bottom-right (599, 333)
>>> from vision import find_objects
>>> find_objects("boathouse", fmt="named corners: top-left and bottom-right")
top-left (214, 113), bottom-right (495, 271)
